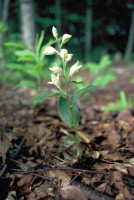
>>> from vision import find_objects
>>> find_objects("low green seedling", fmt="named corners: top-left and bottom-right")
top-left (33, 27), bottom-right (95, 156)
top-left (5, 31), bottom-right (56, 89)
top-left (103, 91), bottom-right (133, 111)
top-left (84, 54), bottom-right (116, 87)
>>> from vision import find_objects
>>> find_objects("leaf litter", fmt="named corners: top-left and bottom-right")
top-left (0, 68), bottom-right (134, 200)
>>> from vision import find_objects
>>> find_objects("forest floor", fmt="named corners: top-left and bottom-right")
top-left (0, 66), bottom-right (134, 200)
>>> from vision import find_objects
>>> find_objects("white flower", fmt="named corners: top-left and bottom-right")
top-left (52, 26), bottom-right (58, 38)
top-left (62, 34), bottom-right (72, 44)
top-left (49, 66), bottom-right (63, 76)
top-left (44, 46), bottom-right (57, 55)
top-left (60, 49), bottom-right (68, 60)
top-left (65, 54), bottom-right (73, 62)
top-left (48, 74), bottom-right (61, 89)
top-left (69, 61), bottom-right (82, 77)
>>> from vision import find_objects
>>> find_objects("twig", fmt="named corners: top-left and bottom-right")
top-left (11, 137), bottom-right (26, 159)
top-left (1, 166), bottom-right (107, 176)
top-left (0, 164), bottom-right (8, 177)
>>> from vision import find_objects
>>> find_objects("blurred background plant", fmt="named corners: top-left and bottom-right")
top-left (84, 54), bottom-right (116, 87)
top-left (103, 91), bottom-right (133, 111)
top-left (4, 31), bottom-right (58, 90)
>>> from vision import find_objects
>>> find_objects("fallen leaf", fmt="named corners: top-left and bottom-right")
top-left (49, 170), bottom-right (71, 187)
top-left (86, 150), bottom-right (100, 159)
top-left (0, 132), bottom-right (13, 163)
top-left (5, 191), bottom-right (16, 200)
top-left (60, 185), bottom-right (87, 200)
top-left (17, 174), bottom-right (34, 187)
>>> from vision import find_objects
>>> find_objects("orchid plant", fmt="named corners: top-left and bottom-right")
top-left (34, 27), bottom-right (95, 157)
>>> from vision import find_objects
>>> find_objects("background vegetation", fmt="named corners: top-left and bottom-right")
top-left (0, 0), bottom-right (134, 85)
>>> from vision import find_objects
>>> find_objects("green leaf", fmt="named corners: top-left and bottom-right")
top-left (103, 104), bottom-right (119, 111)
top-left (27, 69), bottom-right (38, 78)
top-left (36, 31), bottom-right (45, 54)
top-left (64, 136), bottom-right (76, 143)
top-left (15, 49), bottom-right (36, 61)
top-left (100, 55), bottom-right (112, 69)
top-left (17, 55), bottom-right (35, 62)
top-left (93, 74), bottom-right (115, 87)
top-left (17, 80), bottom-right (37, 89)
top-left (58, 96), bottom-right (80, 126)
top-left (33, 92), bottom-right (60, 103)
top-left (71, 84), bottom-right (96, 104)
top-left (72, 80), bottom-right (83, 84)
top-left (120, 91), bottom-right (127, 108)
top-left (4, 42), bottom-right (26, 49)
top-left (85, 62), bottom-right (99, 74)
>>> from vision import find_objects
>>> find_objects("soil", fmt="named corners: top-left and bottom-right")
top-left (0, 66), bottom-right (134, 200)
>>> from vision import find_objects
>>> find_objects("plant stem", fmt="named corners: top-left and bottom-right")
top-left (63, 61), bottom-right (81, 157)
top-left (37, 74), bottom-right (41, 92)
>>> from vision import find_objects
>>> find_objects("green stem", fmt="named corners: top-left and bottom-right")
top-left (37, 73), bottom-right (41, 92)
top-left (63, 61), bottom-right (81, 157)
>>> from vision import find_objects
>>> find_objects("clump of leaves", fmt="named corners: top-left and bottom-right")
top-left (5, 31), bottom-right (56, 89)
top-left (103, 91), bottom-right (133, 111)
top-left (84, 55), bottom-right (116, 87)
top-left (33, 27), bottom-right (95, 156)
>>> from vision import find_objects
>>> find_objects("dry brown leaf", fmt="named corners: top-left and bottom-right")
top-left (115, 193), bottom-right (124, 200)
top-left (127, 157), bottom-right (134, 165)
top-left (103, 153), bottom-right (123, 161)
top-left (78, 131), bottom-right (91, 143)
top-left (113, 163), bottom-right (128, 174)
top-left (90, 174), bottom-right (103, 184)
top-left (94, 162), bottom-right (113, 171)
top-left (95, 182), bottom-right (107, 193)
top-left (103, 130), bottom-right (121, 149)
top-left (0, 132), bottom-right (13, 163)
top-left (116, 110), bottom-right (134, 132)
top-left (28, 182), bottom-right (49, 200)
top-left (5, 191), bottom-right (17, 200)
top-left (60, 185), bottom-right (87, 200)
top-left (117, 110), bottom-right (133, 125)
top-left (17, 174), bottom-right (34, 187)
top-left (86, 150), bottom-right (100, 159)
top-left (49, 170), bottom-right (71, 187)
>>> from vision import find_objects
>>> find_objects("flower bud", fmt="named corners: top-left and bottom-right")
top-left (62, 34), bottom-right (72, 44)
top-left (52, 26), bottom-right (58, 38)
top-left (49, 66), bottom-right (63, 76)
top-left (65, 54), bottom-right (73, 62)
top-left (44, 46), bottom-right (57, 55)
top-left (69, 61), bottom-right (82, 77)
top-left (60, 49), bottom-right (68, 60)
top-left (48, 74), bottom-right (61, 89)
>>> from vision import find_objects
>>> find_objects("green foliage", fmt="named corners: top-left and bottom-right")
top-left (33, 91), bottom-right (60, 103)
top-left (71, 84), bottom-right (96, 104)
top-left (103, 91), bottom-right (133, 111)
top-left (58, 96), bottom-right (80, 126)
top-left (0, 21), bottom-right (7, 34)
top-left (85, 55), bottom-right (116, 87)
top-left (72, 76), bottom-right (85, 92)
top-left (5, 31), bottom-right (56, 89)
